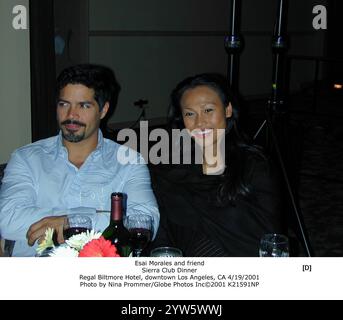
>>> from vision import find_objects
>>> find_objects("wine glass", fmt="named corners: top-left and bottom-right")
top-left (63, 214), bottom-right (92, 240)
top-left (259, 233), bottom-right (289, 257)
top-left (150, 247), bottom-right (183, 257)
top-left (35, 247), bottom-right (55, 257)
top-left (126, 214), bottom-right (153, 257)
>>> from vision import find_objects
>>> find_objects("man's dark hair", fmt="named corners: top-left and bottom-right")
top-left (56, 64), bottom-right (120, 111)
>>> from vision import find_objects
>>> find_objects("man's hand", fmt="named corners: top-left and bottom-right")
top-left (26, 216), bottom-right (67, 246)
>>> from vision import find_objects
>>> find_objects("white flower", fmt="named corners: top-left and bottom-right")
top-left (36, 228), bottom-right (55, 255)
top-left (49, 245), bottom-right (79, 257)
top-left (35, 228), bottom-right (104, 257)
top-left (65, 230), bottom-right (102, 251)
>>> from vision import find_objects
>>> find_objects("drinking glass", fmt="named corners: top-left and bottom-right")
top-left (126, 214), bottom-right (153, 257)
top-left (150, 247), bottom-right (183, 257)
top-left (0, 239), bottom-right (15, 257)
top-left (35, 247), bottom-right (55, 257)
top-left (63, 214), bottom-right (92, 240)
top-left (259, 233), bottom-right (289, 257)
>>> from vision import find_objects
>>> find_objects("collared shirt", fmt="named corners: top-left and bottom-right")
top-left (0, 131), bottom-right (160, 256)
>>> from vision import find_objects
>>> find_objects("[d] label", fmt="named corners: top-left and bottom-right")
top-left (12, 5), bottom-right (27, 30)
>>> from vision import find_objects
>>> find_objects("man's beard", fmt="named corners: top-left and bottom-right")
top-left (62, 130), bottom-right (85, 142)
top-left (60, 119), bottom-right (86, 143)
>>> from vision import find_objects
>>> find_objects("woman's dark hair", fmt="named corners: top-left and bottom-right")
top-left (56, 64), bottom-right (120, 112)
top-left (168, 73), bottom-right (264, 206)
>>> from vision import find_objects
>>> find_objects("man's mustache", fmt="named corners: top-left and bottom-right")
top-left (61, 120), bottom-right (86, 127)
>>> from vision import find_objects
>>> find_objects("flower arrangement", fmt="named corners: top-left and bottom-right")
top-left (36, 228), bottom-right (120, 257)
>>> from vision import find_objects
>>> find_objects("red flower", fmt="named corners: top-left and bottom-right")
top-left (78, 236), bottom-right (120, 257)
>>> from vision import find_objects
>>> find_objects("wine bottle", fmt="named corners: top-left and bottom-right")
top-left (102, 192), bottom-right (131, 257)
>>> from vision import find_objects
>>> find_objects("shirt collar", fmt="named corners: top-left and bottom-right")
top-left (54, 130), bottom-right (104, 160)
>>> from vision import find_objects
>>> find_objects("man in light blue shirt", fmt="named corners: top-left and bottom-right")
top-left (0, 64), bottom-right (159, 256)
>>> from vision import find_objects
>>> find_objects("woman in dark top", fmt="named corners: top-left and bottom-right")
top-left (150, 73), bottom-right (284, 257)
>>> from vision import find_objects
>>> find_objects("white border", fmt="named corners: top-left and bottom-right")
top-left (0, 257), bottom-right (342, 300)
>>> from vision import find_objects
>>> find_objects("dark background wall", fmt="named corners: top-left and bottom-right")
top-left (53, 0), bottom-right (329, 128)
